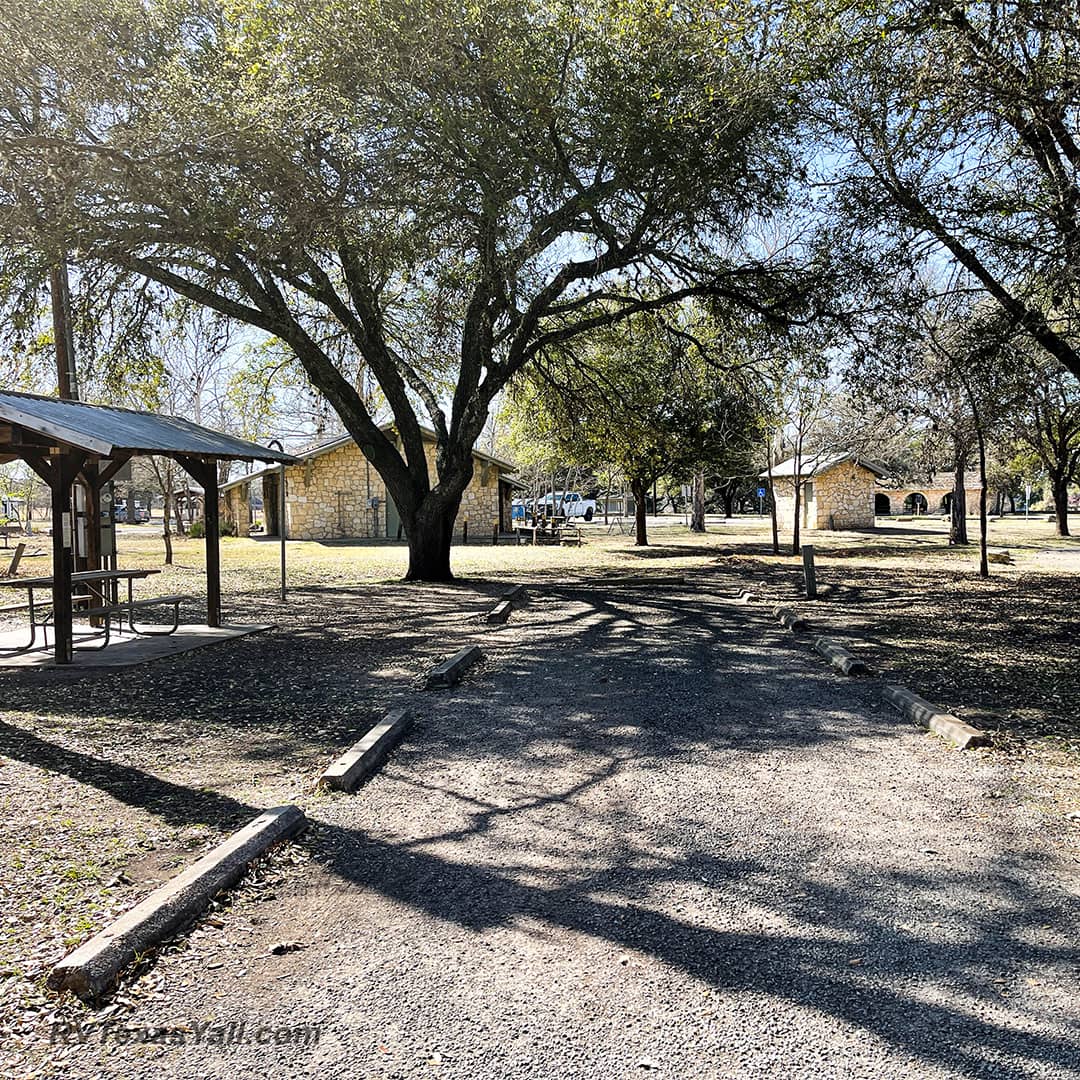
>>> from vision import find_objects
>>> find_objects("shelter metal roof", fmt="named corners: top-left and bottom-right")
top-left (0, 391), bottom-right (296, 464)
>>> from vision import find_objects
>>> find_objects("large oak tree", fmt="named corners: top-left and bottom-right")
top-left (0, 0), bottom-right (808, 579)
top-left (508, 305), bottom-right (767, 546)
top-left (812, 0), bottom-right (1080, 381)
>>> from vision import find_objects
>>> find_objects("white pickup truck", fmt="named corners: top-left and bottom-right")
top-left (533, 491), bottom-right (597, 521)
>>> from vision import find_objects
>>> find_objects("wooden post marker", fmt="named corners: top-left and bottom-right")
top-left (802, 544), bottom-right (818, 599)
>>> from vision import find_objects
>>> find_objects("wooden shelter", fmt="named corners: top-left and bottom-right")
top-left (0, 391), bottom-right (293, 664)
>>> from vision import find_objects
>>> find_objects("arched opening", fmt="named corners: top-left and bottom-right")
top-left (903, 492), bottom-right (928, 515)
top-left (940, 492), bottom-right (953, 515)
top-left (874, 493), bottom-right (891, 515)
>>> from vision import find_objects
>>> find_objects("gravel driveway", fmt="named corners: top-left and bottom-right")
top-left (23, 582), bottom-right (1080, 1079)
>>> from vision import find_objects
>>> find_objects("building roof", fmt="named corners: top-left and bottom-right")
top-left (762, 452), bottom-right (889, 480)
top-left (221, 425), bottom-right (516, 492)
top-left (0, 390), bottom-right (295, 464)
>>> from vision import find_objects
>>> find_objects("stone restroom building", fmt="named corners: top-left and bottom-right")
top-left (764, 453), bottom-right (887, 531)
top-left (221, 427), bottom-right (517, 541)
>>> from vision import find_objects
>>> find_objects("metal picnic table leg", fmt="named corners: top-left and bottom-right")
top-left (0, 586), bottom-right (42, 655)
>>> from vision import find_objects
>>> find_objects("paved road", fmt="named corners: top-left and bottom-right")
top-left (40, 583), bottom-right (1080, 1079)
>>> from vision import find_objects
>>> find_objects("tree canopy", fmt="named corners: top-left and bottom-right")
top-left (0, 0), bottom-right (812, 578)
top-left (813, 0), bottom-right (1080, 379)
top-left (508, 303), bottom-right (767, 544)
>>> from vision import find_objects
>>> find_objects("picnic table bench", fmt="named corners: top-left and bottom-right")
top-left (0, 569), bottom-right (192, 655)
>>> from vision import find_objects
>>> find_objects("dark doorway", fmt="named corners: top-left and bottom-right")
top-left (263, 474), bottom-right (281, 537)
top-left (384, 493), bottom-right (401, 539)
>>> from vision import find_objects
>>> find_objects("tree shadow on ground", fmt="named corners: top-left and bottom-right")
top-left (306, 825), bottom-right (1079, 1080)
top-left (4, 582), bottom-right (1078, 1078)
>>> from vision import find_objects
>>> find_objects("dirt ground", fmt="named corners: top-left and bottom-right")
top-left (0, 514), bottom-right (1077, 1077)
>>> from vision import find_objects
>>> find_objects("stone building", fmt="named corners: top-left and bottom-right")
top-left (763, 453), bottom-right (887, 531)
top-left (221, 427), bottom-right (516, 541)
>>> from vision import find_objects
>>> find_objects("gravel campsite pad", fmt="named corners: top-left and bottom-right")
top-left (4, 576), bottom-right (1078, 1079)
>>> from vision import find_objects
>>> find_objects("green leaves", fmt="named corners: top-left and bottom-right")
top-left (508, 301), bottom-right (767, 485)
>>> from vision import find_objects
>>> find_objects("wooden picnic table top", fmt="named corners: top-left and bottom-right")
top-left (0, 568), bottom-right (160, 589)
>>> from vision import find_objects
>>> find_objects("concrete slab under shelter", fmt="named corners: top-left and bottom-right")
top-left (0, 623), bottom-right (273, 669)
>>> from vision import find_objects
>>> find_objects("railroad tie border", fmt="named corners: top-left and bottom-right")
top-left (485, 599), bottom-right (513, 625)
top-left (882, 685), bottom-right (990, 750)
top-left (773, 605), bottom-right (807, 631)
top-left (48, 805), bottom-right (307, 1002)
top-left (812, 636), bottom-right (869, 676)
top-left (320, 708), bottom-right (413, 792)
top-left (425, 645), bottom-right (483, 689)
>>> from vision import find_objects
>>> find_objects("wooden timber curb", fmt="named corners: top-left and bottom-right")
top-left (48, 805), bottom-right (307, 1001)
top-left (485, 583), bottom-right (528, 624)
top-left (735, 585), bottom-right (989, 753)
top-left (425, 645), bottom-right (483, 689)
top-left (812, 636), bottom-right (869, 676)
top-left (882, 685), bottom-right (990, 750)
top-left (320, 708), bottom-right (413, 792)
top-left (485, 600), bottom-right (513, 625)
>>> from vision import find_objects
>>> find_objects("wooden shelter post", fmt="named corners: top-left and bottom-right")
top-left (48, 451), bottom-right (84, 664)
top-left (176, 456), bottom-right (221, 628)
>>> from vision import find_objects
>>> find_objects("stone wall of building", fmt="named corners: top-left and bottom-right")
top-left (813, 462), bottom-right (876, 529)
top-left (771, 463), bottom-right (876, 532)
top-left (281, 439), bottom-right (502, 541)
top-left (771, 478), bottom-right (802, 532)
top-left (881, 486), bottom-right (982, 515)
top-left (220, 485), bottom-right (251, 535)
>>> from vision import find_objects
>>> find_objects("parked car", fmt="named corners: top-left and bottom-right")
top-left (113, 502), bottom-right (150, 523)
top-left (522, 492), bottom-right (597, 521)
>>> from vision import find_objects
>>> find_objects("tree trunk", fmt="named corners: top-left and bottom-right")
top-left (719, 479), bottom-right (737, 518)
top-left (791, 436), bottom-right (804, 556)
top-left (976, 427), bottom-right (988, 578)
top-left (631, 477), bottom-right (649, 546)
top-left (403, 497), bottom-right (459, 581)
top-left (689, 470), bottom-right (706, 533)
top-left (403, 505), bottom-right (457, 583)
top-left (950, 452), bottom-right (969, 545)
top-left (766, 442), bottom-right (779, 556)
top-left (792, 479), bottom-right (802, 556)
top-left (1053, 477), bottom-right (1071, 537)
top-left (162, 490), bottom-right (174, 566)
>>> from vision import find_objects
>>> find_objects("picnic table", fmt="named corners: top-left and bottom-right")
top-left (0, 568), bottom-right (188, 655)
